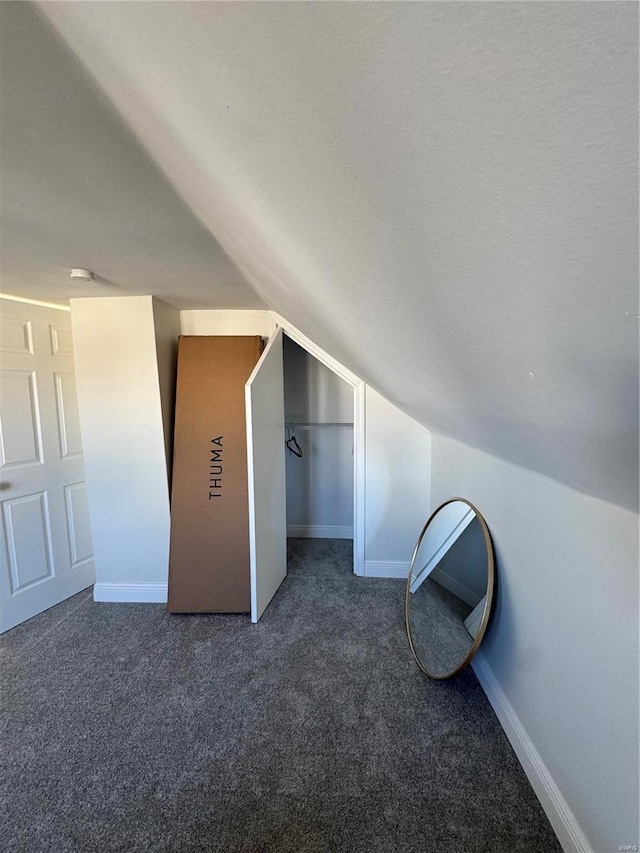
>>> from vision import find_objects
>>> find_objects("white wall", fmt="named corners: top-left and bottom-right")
top-left (283, 335), bottom-right (353, 536)
top-left (430, 432), bottom-right (639, 853)
top-left (364, 386), bottom-right (431, 576)
top-left (180, 309), bottom-right (271, 337)
top-left (71, 296), bottom-right (171, 596)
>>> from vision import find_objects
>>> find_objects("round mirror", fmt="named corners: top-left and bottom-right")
top-left (405, 498), bottom-right (495, 680)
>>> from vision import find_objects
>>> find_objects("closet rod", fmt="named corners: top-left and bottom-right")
top-left (285, 422), bottom-right (353, 430)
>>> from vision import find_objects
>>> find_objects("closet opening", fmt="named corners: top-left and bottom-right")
top-left (282, 333), bottom-right (355, 576)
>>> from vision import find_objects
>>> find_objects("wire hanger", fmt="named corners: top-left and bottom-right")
top-left (285, 426), bottom-right (303, 458)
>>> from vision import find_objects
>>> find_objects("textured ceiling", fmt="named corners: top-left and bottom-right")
top-left (3, 2), bottom-right (638, 510)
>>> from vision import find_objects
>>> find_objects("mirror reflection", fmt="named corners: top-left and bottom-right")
top-left (405, 499), bottom-right (495, 680)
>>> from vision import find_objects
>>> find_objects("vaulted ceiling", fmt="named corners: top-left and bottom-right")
top-left (1, 2), bottom-right (637, 510)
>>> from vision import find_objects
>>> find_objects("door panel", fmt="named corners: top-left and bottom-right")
top-left (0, 370), bottom-right (42, 466)
top-left (245, 327), bottom-right (287, 623)
top-left (54, 371), bottom-right (83, 457)
top-left (0, 299), bottom-right (95, 632)
top-left (0, 316), bottom-right (33, 354)
top-left (49, 324), bottom-right (74, 357)
top-left (64, 482), bottom-right (94, 568)
top-left (4, 491), bottom-right (55, 590)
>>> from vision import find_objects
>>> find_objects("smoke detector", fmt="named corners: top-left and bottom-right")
top-left (70, 268), bottom-right (94, 282)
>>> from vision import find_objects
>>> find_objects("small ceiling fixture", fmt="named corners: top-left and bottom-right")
top-left (70, 268), bottom-right (94, 281)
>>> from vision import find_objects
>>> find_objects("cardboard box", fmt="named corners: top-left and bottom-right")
top-left (167, 336), bottom-right (263, 613)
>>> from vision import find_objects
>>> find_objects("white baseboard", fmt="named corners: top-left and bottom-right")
top-left (472, 652), bottom-right (592, 853)
top-left (287, 524), bottom-right (353, 539)
top-left (93, 583), bottom-right (168, 603)
top-left (363, 560), bottom-right (409, 579)
top-left (430, 566), bottom-right (478, 607)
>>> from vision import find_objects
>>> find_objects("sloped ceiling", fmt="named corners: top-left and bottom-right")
top-left (0, 3), bottom-right (262, 308)
top-left (3, 2), bottom-right (638, 511)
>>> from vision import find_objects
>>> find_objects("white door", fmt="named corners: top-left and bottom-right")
top-left (245, 327), bottom-right (287, 623)
top-left (0, 299), bottom-right (95, 633)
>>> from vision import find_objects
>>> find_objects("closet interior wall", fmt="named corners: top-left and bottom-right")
top-left (283, 335), bottom-right (353, 539)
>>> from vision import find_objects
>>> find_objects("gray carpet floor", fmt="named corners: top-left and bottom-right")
top-left (1, 538), bottom-right (561, 853)
top-left (408, 577), bottom-right (474, 677)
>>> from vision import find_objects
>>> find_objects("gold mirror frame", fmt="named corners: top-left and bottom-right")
top-left (405, 497), bottom-right (496, 680)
